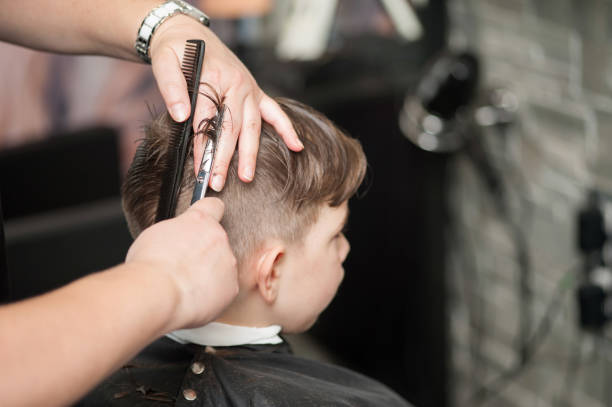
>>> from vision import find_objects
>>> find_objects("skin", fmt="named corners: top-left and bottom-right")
top-left (0, 1), bottom-right (300, 405)
top-left (275, 202), bottom-right (350, 333)
top-left (0, 198), bottom-right (238, 407)
top-left (217, 202), bottom-right (350, 333)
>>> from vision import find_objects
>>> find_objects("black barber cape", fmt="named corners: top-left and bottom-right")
top-left (78, 337), bottom-right (412, 407)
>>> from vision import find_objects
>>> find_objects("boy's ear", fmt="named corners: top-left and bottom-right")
top-left (255, 244), bottom-right (285, 304)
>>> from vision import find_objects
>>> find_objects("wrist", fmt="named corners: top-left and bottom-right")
top-left (135, 0), bottom-right (211, 63)
top-left (117, 261), bottom-right (184, 335)
top-left (149, 13), bottom-right (215, 60)
top-left (90, 0), bottom-right (162, 61)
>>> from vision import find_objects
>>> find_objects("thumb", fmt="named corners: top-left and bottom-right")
top-left (187, 197), bottom-right (225, 222)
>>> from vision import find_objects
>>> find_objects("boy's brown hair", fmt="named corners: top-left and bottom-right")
top-left (122, 98), bottom-right (366, 264)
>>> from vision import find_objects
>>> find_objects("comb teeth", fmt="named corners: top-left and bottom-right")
top-left (182, 40), bottom-right (203, 98)
top-left (155, 119), bottom-right (190, 222)
top-left (155, 39), bottom-right (206, 223)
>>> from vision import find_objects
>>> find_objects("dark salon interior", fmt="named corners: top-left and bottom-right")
top-left (3, 1), bottom-right (612, 406)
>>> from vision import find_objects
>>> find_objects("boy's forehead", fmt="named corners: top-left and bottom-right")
top-left (321, 201), bottom-right (349, 229)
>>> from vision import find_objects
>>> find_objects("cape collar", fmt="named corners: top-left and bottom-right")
top-left (167, 322), bottom-right (283, 347)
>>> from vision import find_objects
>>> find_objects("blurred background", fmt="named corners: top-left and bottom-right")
top-left (3, 0), bottom-right (612, 406)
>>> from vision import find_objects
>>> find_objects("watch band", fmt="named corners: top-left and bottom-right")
top-left (135, 0), bottom-right (210, 64)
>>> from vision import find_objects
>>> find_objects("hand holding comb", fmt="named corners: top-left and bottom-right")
top-left (155, 39), bottom-right (220, 222)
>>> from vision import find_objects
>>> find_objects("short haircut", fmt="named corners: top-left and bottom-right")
top-left (122, 97), bottom-right (367, 264)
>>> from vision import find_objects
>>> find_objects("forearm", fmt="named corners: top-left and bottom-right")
top-left (0, 262), bottom-right (178, 407)
top-left (0, 0), bottom-right (160, 60)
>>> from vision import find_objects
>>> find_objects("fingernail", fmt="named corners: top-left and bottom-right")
top-left (211, 174), bottom-right (224, 192)
top-left (297, 140), bottom-right (305, 149)
top-left (171, 103), bottom-right (188, 122)
top-left (243, 166), bottom-right (254, 181)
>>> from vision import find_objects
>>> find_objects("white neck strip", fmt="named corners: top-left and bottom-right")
top-left (166, 322), bottom-right (283, 347)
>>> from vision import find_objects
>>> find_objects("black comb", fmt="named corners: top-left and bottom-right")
top-left (155, 40), bottom-right (206, 223)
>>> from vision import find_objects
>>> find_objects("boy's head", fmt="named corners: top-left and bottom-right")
top-left (123, 97), bottom-right (366, 333)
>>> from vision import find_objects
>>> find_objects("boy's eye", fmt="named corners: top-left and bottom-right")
top-left (335, 225), bottom-right (349, 239)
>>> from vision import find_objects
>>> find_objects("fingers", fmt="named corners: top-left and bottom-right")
top-left (209, 112), bottom-right (237, 191)
top-left (207, 93), bottom-right (298, 189)
top-left (187, 197), bottom-right (225, 222)
top-left (150, 19), bottom-right (302, 191)
top-left (125, 193), bottom-right (235, 329)
top-left (260, 95), bottom-right (303, 151)
top-left (193, 82), bottom-right (218, 132)
top-left (208, 88), bottom-right (246, 191)
top-left (237, 94), bottom-right (261, 182)
top-left (192, 85), bottom-right (218, 176)
top-left (151, 46), bottom-right (190, 122)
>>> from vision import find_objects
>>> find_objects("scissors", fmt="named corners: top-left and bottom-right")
top-left (191, 105), bottom-right (225, 204)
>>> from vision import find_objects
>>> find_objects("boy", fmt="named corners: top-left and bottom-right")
top-left (79, 98), bottom-right (411, 406)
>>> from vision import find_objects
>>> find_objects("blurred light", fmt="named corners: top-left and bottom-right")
top-left (475, 106), bottom-right (497, 126)
top-left (422, 114), bottom-right (443, 135)
top-left (380, 0), bottom-right (423, 41)
top-left (418, 132), bottom-right (440, 151)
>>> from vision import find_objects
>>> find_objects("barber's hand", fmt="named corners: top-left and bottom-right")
top-left (125, 198), bottom-right (238, 331)
top-left (149, 15), bottom-right (303, 191)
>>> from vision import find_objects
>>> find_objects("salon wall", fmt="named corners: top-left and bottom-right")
top-left (447, 1), bottom-right (612, 406)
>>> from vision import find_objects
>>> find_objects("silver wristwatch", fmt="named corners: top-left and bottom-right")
top-left (135, 0), bottom-right (210, 64)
